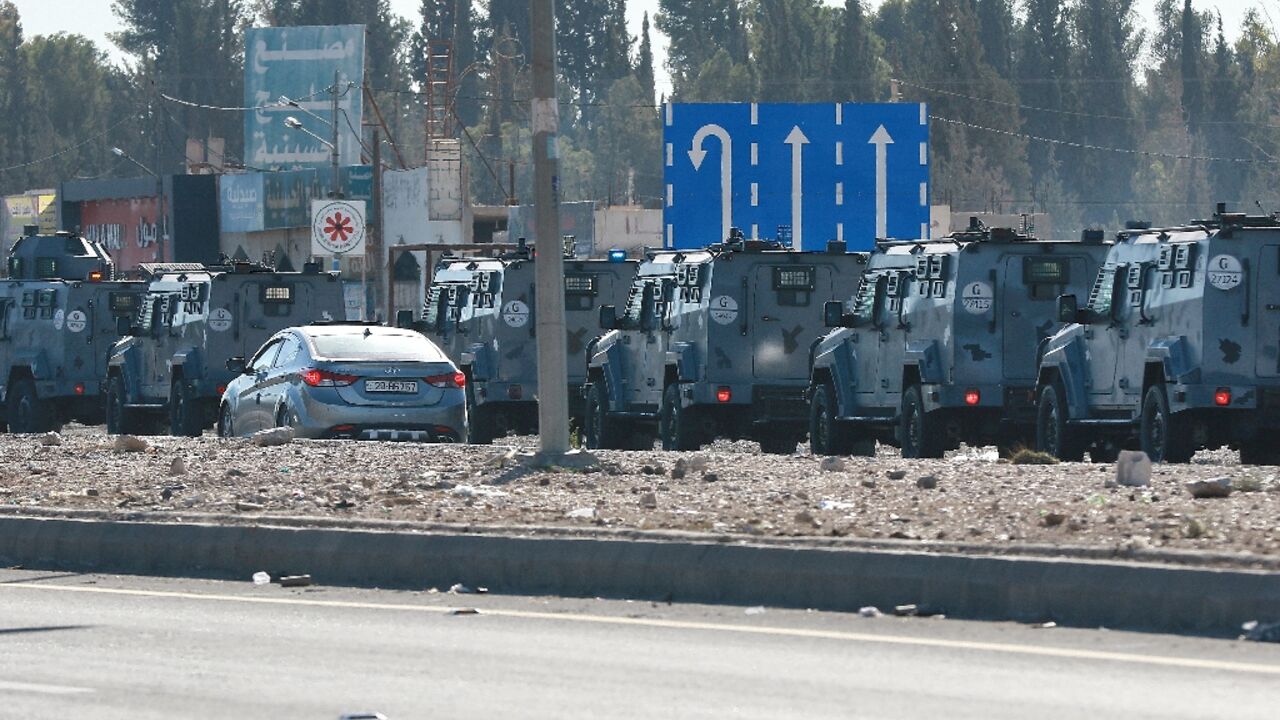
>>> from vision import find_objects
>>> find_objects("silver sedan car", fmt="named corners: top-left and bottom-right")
top-left (217, 324), bottom-right (467, 442)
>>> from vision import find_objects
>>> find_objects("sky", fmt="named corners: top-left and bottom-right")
top-left (7, 0), bottom-right (1266, 99)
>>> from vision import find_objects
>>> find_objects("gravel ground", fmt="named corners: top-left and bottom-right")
top-left (1, 425), bottom-right (1278, 565)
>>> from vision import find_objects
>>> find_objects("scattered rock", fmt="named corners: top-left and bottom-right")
top-left (641, 464), bottom-right (664, 476)
top-left (84, 488), bottom-right (99, 497)
top-left (894, 604), bottom-right (919, 617)
top-left (451, 607), bottom-right (480, 615)
top-left (638, 492), bottom-right (658, 509)
top-left (819, 457), bottom-right (846, 472)
top-left (1182, 517), bottom-right (1206, 539)
top-left (225, 468), bottom-right (245, 478)
top-left (39, 432), bottom-right (62, 447)
top-left (861, 478), bottom-right (877, 489)
top-left (1186, 477), bottom-right (1232, 499)
top-left (1043, 512), bottom-right (1067, 527)
top-left (1114, 451), bottom-right (1152, 487)
top-left (687, 455), bottom-right (709, 472)
top-left (670, 459), bottom-right (688, 479)
top-left (794, 510), bottom-right (819, 528)
top-left (113, 435), bottom-right (149, 453)
top-left (701, 472), bottom-right (720, 483)
top-left (566, 507), bottom-right (597, 520)
top-left (279, 574), bottom-right (313, 588)
top-left (916, 475), bottom-right (938, 490)
top-left (858, 606), bottom-right (882, 618)
top-left (250, 427), bottom-right (294, 447)
top-left (251, 571), bottom-right (271, 585)
top-left (169, 457), bottom-right (187, 476)
top-left (886, 469), bottom-right (907, 480)
top-left (744, 606), bottom-right (767, 615)
top-left (235, 500), bottom-right (265, 512)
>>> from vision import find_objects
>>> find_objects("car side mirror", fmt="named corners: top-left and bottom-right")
top-left (824, 301), bottom-right (851, 329)
top-left (226, 356), bottom-right (247, 375)
top-left (599, 304), bottom-right (617, 330)
top-left (395, 309), bottom-right (415, 329)
top-left (1057, 294), bottom-right (1081, 324)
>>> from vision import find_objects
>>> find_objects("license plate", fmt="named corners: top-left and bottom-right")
top-left (364, 379), bottom-right (418, 394)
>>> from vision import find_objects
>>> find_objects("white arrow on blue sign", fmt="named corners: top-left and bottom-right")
top-left (663, 103), bottom-right (930, 251)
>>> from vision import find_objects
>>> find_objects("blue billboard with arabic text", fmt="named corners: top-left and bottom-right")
top-left (245, 25), bottom-right (365, 170)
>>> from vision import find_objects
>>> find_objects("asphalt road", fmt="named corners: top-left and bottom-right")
top-left (0, 570), bottom-right (1277, 719)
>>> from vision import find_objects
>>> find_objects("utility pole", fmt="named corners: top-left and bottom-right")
top-left (370, 127), bottom-right (382, 322)
top-left (331, 70), bottom-right (342, 199)
top-left (530, 0), bottom-right (569, 455)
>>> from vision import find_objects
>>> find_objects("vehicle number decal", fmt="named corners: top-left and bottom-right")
top-left (65, 309), bottom-right (87, 333)
top-left (502, 300), bottom-right (530, 327)
top-left (209, 307), bottom-right (233, 332)
top-left (709, 295), bottom-right (738, 325)
top-left (1207, 255), bottom-right (1243, 291)
top-left (961, 281), bottom-right (993, 314)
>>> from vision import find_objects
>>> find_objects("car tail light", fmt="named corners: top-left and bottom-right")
top-left (1215, 388), bottom-right (1231, 406)
top-left (302, 368), bottom-right (358, 387)
top-left (74, 383), bottom-right (85, 395)
top-left (965, 389), bottom-right (981, 406)
top-left (426, 372), bottom-right (466, 388)
top-left (216, 385), bottom-right (226, 395)
top-left (716, 386), bottom-right (732, 403)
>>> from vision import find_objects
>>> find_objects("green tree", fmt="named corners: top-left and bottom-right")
top-left (0, 2), bottom-right (28, 191)
top-left (754, 0), bottom-right (839, 102)
top-left (833, 0), bottom-right (885, 101)
top-left (975, 0), bottom-right (1014, 78)
top-left (657, 0), bottom-right (748, 95)
top-left (1017, 0), bottom-right (1073, 185)
top-left (636, 12), bottom-right (656, 104)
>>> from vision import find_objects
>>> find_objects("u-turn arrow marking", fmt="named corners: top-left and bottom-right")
top-left (688, 124), bottom-right (733, 242)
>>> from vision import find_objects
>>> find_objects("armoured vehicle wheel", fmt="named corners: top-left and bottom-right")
top-left (1036, 383), bottom-right (1084, 461)
top-left (1140, 384), bottom-right (1193, 463)
top-left (217, 403), bottom-right (234, 438)
top-left (660, 384), bottom-right (700, 451)
top-left (584, 381), bottom-right (628, 450)
top-left (106, 375), bottom-right (141, 436)
top-left (6, 378), bottom-right (54, 434)
top-left (465, 381), bottom-right (494, 445)
top-left (809, 383), bottom-right (873, 456)
top-left (900, 385), bottom-right (944, 459)
top-left (170, 380), bottom-right (203, 437)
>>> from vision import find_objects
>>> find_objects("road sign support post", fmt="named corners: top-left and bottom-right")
top-left (530, 0), bottom-right (569, 455)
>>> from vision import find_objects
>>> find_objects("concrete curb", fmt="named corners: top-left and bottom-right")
top-left (0, 513), bottom-right (1276, 636)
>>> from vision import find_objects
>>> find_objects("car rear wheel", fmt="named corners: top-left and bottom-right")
top-left (465, 380), bottom-right (494, 445)
top-left (900, 384), bottom-right (944, 459)
top-left (1140, 384), bottom-right (1193, 463)
top-left (6, 378), bottom-right (55, 434)
top-left (660, 384), bottom-right (700, 451)
top-left (170, 379), bottom-right (202, 437)
top-left (1036, 382), bottom-right (1083, 461)
top-left (217, 403), bottom-right (235, 438)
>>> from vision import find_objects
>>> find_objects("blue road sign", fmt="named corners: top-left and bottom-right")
top-left (663, 103), bottom-right (930, 251)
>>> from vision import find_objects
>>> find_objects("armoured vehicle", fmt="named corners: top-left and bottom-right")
top-left (419, 245), bottom-right (638, 443)
top-left (106, 261), bottom-right (346, 436)
top-left (809, 223), bottom-right (1110, 458)
top-left (0, 230), bottom-right (144, 432)
top-left (1036, 206), bottom-right (1280, 464)
top-left (584, 236), bottom-right (866, 453)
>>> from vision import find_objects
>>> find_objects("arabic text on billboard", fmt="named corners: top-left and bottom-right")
top-left (245, 25), bottom-right (365, 170)
top-left (263, 166), bottom-right (373, 230)
top-left (220, 174), bottom-right (265, 233)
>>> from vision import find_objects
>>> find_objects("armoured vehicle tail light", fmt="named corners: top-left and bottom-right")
top-left (716, 386), bottom-right (732, 403)
top-left (1215, 388), bottom-right (1232, 406)
top-left (426, 372), bottom-right (467, 389)
top-left (964, 389), bottom-right (981, 406)
top-left (507, 384), bottom-right (523, 399)
top-left (87, 269), bottom-right (104, 282)
top-left (74, 383), bottom-right (85, 395)
top-left (302, 368), bottom-right (358, 387)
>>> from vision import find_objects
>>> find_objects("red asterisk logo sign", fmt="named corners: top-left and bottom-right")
top-left (324, 211), bottom-right (353, 247)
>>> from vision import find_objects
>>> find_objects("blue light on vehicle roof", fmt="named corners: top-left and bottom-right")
top-left (608, 249), bottom-right (627, 262)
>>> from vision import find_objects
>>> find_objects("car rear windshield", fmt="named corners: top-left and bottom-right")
top-left (308, 331), bottom-right (448, 362)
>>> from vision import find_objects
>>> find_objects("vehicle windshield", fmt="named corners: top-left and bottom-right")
top-left (307, 331), bottom-right (448, 362)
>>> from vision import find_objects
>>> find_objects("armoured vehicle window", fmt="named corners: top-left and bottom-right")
top-left (773, 265), bottom-right (816, 307)
top-left (915, 254), bottom-right (949, 298)
top-left (35, 257), bottom-right (58, 278)
top-left (259, 283), bottom-right (295, 318)
top-left (1086, 265), bottom-right (1122, 318)
top-left (0, 298), bottom-right (11, 338)
top-left (1023, 256), bottom-right (1071, 300)
top-left (622, 280), bottom-right (650, 328)
top-left (565, 274), bottom-right (597, 312)
top-left (675, 263), bottom-right (706, 304)
top-left (851, 273), bottom-right (886, 326)
top-left (1157, 243), bottom-right (1198, 289)
top-left (110, 292), bottom-right (140, 317)
top-left (468, 271), bottom-right (499, 310)
top-left (7, 256), bottom-right (20, 277)
top-left (423, 285), bottom-right (446, 330)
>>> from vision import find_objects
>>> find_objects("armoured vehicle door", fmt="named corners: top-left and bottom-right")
top-left (1083, 264), bottom-right (1124, 405)
top-left (619, 278), bottom-right (652, 407)
top-left (1254, 244), bottom-right (1280, 377)
top-left (849, 271), bottom-right (889, 405)
top-left (751, 264), bottom-right (830, 381)
top-left (1002, 254), bottom-right (1084, 384)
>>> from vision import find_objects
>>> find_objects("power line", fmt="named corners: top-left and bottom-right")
top-left (932, 115), bottom-right (1280, 164)
top-left (158, 88), bottom-right (328, 113)
top-left (0, 117), bottom-right (135, 175)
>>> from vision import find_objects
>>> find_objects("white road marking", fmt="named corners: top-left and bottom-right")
top-left (0, 679), bottom-right (94, 695)
top-left (4, 582), bottom-right (1279, 677)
